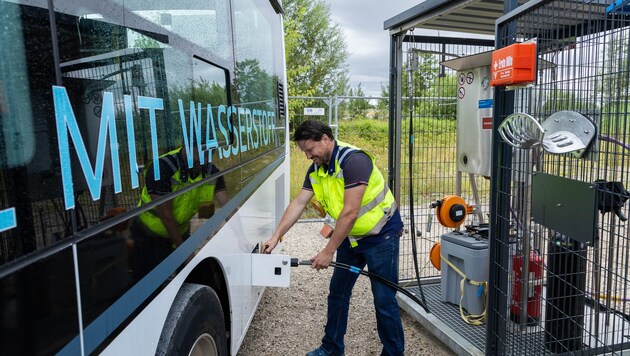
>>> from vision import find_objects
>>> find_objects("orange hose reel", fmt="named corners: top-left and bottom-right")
top-left (434, 195), bottom-right (473, 228)
top-left (430, 242), bottom-right (441, 271)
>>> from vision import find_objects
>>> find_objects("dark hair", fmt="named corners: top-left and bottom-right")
top-left (292, 120), bottom-right (334, 142)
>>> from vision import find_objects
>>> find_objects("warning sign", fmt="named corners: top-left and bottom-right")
top-left (482, 117), bottom-right (493, 130)
top-left (466, 72), bottom-right (474, 84)
top-left (458, 87), bottom-right (466, 99)
top-left (458, 73), bottom-right (465, 85)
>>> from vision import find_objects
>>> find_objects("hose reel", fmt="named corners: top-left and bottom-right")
top-left (427, 195), bottom-right (474, 271)
top-left (432, 195), bottom-right (473, 228)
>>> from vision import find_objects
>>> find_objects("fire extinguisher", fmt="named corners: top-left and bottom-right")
top-left (510, 252), bottom-right (543, 325)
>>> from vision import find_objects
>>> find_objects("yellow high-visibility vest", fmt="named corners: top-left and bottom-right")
top-left (308, 141), bottom-right (396, 247)
top-left (137, 148), bottom-right (216, 238)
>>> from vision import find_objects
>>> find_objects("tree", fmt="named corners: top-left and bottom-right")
top-left (234, 59), bottom-right (274, 105)
top-left (345, 83), bottom-right (372, 119)
top-left (425, 71), bottom-right (457, 120)
top-left (377, 53), bottom-right (457, 119)
top-left (599, 33), bottom-right (628, 135)
top-left (283, 0), bottom-right (350, 120)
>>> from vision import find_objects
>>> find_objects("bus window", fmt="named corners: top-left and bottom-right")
top-left (118, 0), bottom-right (234, 67)
top-left (232, 0), bottom-right (286, 180)
top-left (0, 1), bottom-right (63, 265)
top-left (54, 7), bottom-right (189, 234)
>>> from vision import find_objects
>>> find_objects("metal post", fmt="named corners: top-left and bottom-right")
top-left (486, 1), bottom-right (519, 354)
top-left (326, 96), bottom-right (337, 131)
top-left (469, 173), bottom-right (485, 224)
top-left (389, 32), bottom-right (404, 202)
top-left (333, 95), bottom-right (339, 138)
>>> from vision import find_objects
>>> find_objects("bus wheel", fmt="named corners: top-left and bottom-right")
top-left (157, 283), bottom-right (227, 356)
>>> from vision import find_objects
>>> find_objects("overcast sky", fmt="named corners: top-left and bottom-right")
top-left (327, 0), bottom-right (421, 97)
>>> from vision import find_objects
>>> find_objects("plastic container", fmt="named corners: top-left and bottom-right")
top-left (440, 232), bottom-right (489, 315)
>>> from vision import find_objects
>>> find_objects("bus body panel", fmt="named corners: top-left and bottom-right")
top-left (100, 159), bottom-right (288, 355)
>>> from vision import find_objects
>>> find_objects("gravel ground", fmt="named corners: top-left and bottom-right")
top-left (238, 222), bottom-right (453, 356)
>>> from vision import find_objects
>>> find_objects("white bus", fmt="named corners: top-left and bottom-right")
top-left (0, 0), bottom-right (289, 354)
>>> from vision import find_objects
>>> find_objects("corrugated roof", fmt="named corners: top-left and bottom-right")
top-left (385, 0), bottom-right (613, 38)
top-left (384, 0), bottom-right (508, 35)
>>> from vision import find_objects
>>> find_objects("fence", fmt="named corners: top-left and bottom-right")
top-left (289, 87), bottom-right (489, 283)
top-left (487, 1), bottom-right (630, 355)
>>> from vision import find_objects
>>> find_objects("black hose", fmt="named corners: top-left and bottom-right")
top-left (407, 56), bottom-right (429, 313)
top-left (291, 258), bottom-right (429, 313)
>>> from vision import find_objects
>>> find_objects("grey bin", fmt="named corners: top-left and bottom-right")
top-left (440, 232), bottom-right (489, 316)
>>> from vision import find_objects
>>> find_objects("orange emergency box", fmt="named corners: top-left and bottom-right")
top-left (490, 42), bottom-right (537, 86)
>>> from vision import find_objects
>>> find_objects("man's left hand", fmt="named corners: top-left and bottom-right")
top-left (310, 249), bottom-right (334, 270)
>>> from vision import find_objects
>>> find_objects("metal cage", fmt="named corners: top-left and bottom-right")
top-left (489, 0), bottom-right (630, 355)
top-left (389, 34), bottom-right (495, 284)
top-left (387, 0), bottom-right (630, 355)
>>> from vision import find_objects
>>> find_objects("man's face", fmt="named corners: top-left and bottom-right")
top-left (297, 136), bottom-right (332, 166)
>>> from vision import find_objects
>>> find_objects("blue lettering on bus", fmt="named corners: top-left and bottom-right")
top-left (205, 104), bottom-right (219, 158)
top-left (262, 110), bottom-right (269, 145)
top-left (238, 106), bottom-right (247, 153)
top-left (52, 86), bottom-right (277, 210)
top-left (245, 108), bottom-right (253, 150)
top-left (53, 86), bottom-right (122, 210)
top-left (252, 109), bottom-right (259, 149)
top-left (0, 208), bottom-right (17, 233)
top-left (124, 95), bottom-right (139, 189)
top-left (137, 96), bottom-right (164, 180)
top-left (219, 105), bottom-right (230, 159)
top-left (228, 106), bottom-right (239, 156)
top-left (178, 100), bottom-right (206, 168)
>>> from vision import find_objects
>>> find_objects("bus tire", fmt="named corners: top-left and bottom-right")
top-left (156, 283), bottom-right (227, 356)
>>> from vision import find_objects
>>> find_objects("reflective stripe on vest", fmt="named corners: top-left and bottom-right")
top-left (137, 148), bottom-right (216, 238)
top-left (309, 141), bottom-right (396, 245)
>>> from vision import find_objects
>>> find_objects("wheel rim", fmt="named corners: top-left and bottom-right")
top-left (188, 333), bottom-right (218, 356)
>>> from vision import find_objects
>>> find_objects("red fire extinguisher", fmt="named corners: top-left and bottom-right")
top-left (510, 252), bottom-right (543, 325)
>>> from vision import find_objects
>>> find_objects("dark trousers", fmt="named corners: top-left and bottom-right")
top-left (129, 220), bottom-right (174, 281)
top-left (321, 232), bottom-right (405, 356)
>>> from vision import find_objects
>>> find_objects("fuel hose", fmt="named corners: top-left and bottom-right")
top-left (291, 258), bottom-right (429, 313)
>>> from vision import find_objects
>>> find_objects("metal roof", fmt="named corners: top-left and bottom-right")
top-left (384, 0), bottom-right (508, 35)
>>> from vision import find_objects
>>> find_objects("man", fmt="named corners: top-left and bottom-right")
top-left (264, 120), bottom-right (404, 356)
top-left (131, 145), bottom-right (229, 278)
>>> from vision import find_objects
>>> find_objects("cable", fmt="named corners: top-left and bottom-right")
top-left (291, 258), bottom-right (429, 313)
top-left (406, 39), bottom-right (430, 313)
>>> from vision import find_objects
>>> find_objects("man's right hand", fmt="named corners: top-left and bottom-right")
top-left (262, 236), bottom-right (279, 254)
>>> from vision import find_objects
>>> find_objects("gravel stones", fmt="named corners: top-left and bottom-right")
top-left (238, 222), bottom-right (453, 355)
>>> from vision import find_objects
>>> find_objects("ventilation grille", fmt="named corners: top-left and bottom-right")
top-left (277, 81), bottom-right (286, 118)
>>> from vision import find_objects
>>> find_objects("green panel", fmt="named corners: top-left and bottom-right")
top-left (531, 172), bottom-right (597, 244)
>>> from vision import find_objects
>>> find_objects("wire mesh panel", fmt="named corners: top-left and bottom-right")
top-left (396, 35), bottom-right (494, 282)
top-left (489, 1), bottom-right (630, 354)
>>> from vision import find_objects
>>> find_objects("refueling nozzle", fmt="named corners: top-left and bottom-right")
top-left (290, 258), bottom-right (313, 267)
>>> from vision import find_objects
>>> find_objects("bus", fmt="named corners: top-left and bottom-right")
top-left (0, 0), bottom-right (289, 354)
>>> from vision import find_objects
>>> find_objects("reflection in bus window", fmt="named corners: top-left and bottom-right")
top-left (0, 2), bottom-right (60, 263)
top-left (120, 0), bottom-right (234, 65)
top-left (130, 146), bottom-right (229, 280)
top-left (232, 0), bottom-right (285, 180)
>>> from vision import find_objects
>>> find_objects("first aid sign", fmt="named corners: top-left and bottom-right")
top-left (490, 42), bottom-right (537, 86)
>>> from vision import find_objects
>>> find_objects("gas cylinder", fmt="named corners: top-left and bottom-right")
top-left (510, 252), bottom-right (543, 325)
